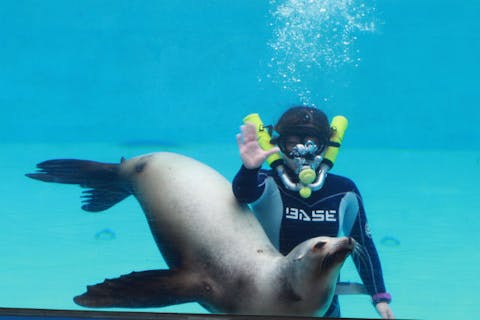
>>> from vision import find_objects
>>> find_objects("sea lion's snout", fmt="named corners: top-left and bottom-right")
top-left (314, 237), bottom-right (355, 253)
top-left (336, 237), bottom-right (355, 258)
top-left (314, 237), bottom-right (356, 272)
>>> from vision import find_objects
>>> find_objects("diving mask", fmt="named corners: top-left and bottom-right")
top-left (278, 139), bottom-right (329, 198)
top-left (289, 140), bottom-right (321, 159)
top-left (283, 139), bottom-right (324, 175)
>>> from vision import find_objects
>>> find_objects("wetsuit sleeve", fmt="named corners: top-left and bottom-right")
top-left (231, 165), bottom-right (267, 203)
top-left (348, 186), bottom-right (390, 301)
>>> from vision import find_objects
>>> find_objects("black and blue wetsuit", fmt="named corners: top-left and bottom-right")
top-left (232, 165), bottom-right (390, 317)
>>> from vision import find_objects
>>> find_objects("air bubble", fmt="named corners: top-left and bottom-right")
top-left (266, 0), bottom-right (376, 104)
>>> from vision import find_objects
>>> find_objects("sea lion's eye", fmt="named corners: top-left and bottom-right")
top-left (313, 241), bottom-right (326, 250)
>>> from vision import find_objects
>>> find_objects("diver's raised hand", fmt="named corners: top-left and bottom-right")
top-left (236, 122), bottom-right (280, 169)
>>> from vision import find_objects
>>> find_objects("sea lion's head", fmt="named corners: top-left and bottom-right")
top-left (281, 236), bottom-right (355, 315)
top-left (289, 236), bottom-right (355, 278)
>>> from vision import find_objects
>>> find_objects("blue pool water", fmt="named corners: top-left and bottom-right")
top-left (1, 1), bottom-right (479, 319)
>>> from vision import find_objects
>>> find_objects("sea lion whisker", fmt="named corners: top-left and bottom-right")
top-left (352, 242), bottom-right (368, 266)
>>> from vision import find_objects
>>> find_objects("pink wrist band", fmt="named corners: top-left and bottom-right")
top-left (372, 292), bottom-right (392, 305)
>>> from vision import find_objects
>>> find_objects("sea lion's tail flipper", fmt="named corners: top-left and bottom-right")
top-left (26, 159), bottom-right (130, 212)
top-left (74, 269), bottom-right (204, 308)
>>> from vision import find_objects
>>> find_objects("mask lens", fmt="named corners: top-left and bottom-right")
top-left (280, 136), bottom-right (301, 154)
top-left (279, 135), bottom-right (326, 158)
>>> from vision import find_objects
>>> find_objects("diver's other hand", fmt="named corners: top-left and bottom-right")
top-left (236, 122), bottom-right (280, 169)
top-left (375, 302), bottom-right (394, 319)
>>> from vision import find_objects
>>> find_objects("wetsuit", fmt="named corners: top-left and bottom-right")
top-left (232, 165), bottom-right (391, 317)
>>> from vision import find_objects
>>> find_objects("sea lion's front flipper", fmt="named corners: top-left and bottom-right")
top-left (335, 281), bottom-right (368, 295)
top-left (74, 269), bottom-right (207, 308)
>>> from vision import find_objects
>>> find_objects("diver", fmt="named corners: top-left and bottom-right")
top-left (232, 106), bottom-right (395, 319)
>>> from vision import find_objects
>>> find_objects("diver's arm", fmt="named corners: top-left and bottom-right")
top-left (345, 186), bottom-right (393, 317)
top-left (342, 185), bottom-right (387, 294)
top-left (232, 166), bottom-right (265, 203)
top-left (350, 215), bottom-right (388, 296)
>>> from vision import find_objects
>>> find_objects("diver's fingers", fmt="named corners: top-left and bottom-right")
top-left (242, 122), bottom-right (258, 142)
top-left (237, 126), bottom-right (258, 149)
top-left (236, 133), bottom-right (244, 148)
top-left (264, 146), bottom-right (280, 156)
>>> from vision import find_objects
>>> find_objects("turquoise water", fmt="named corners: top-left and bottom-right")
top-left (1, 1), bottom-right (479, 319)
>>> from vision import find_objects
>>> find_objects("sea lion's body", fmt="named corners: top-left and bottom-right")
top-left (27, 152), bottom-right (356, 316)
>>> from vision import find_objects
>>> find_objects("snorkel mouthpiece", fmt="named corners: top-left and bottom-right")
top-left (242, 113), bottom-right (348, 199)
top-left (298, 167), bottom-right (316, 198)
top-left (299, 167), bottom-right (316, 184)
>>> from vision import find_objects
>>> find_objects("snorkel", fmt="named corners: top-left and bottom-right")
top-left (243, 113), bottom-right (348, 198)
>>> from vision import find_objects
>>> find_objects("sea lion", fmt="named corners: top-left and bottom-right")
top-left (26, 152), bottom-right (358, 316)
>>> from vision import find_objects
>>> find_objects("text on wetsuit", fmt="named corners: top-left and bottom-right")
top-left (285, 207), bottom-right (337, 222)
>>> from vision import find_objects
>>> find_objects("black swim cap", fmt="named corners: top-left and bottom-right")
top-left (272, 106), bottom-right (332, 147)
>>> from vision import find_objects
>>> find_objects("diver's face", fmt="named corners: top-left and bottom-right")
top-left (280, 135), bottom-right (326, 174)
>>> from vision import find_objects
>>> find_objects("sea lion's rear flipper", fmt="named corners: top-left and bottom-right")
top-left (26, 159), bottom-right (130, 212)
top-left (74, 269), bottom-right (204, 308)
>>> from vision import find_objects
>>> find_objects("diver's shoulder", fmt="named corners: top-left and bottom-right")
top-left (258, 168), bottom-right (274, 176)
top-left (326, 172), bottom-right (357, 187)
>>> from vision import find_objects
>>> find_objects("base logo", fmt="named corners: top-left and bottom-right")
top-left (285, 207), bottom-right (337, 222)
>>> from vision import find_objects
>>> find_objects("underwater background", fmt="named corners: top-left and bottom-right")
top-left (1, 0), bottom-right (479, 319)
